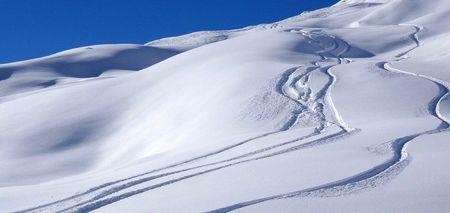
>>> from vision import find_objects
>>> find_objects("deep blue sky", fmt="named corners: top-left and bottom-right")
top-left (0, 0), bottom-right (338, 64)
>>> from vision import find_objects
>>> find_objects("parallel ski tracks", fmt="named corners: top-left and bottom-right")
top-left (208, 24), bottom-right (450, 212)
top-left (17, 29), bottom-right (355, 213)
top-left (23, 27), bottom-right (446, 213)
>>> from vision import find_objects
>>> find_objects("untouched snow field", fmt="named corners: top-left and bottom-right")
top-left (1, 0), bottom-right (450, 212)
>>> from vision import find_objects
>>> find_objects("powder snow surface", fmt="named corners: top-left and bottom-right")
top-left (1, 0), bottom-right (450, 212)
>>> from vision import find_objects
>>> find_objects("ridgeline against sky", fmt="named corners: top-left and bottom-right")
top-left (0, 0), bottom-right (337, 63)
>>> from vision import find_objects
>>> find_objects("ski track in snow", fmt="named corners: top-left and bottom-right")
top-left (14, 24), bottom-right (450, 213)
top-left (396, 24), bottom-right (423, 59)
top-left (56, 130), bottom-right (356, 213)
top-left (207, 24), bottom-right (450, 212)
top-left (16, 28), bottom-right (358, 213)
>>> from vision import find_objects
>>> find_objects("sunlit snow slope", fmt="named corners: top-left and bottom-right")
top-left (1, 0), bottom-right (450, 212)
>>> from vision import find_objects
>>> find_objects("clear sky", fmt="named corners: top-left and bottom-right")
top-left (0, 0), bottom-right (338, 64)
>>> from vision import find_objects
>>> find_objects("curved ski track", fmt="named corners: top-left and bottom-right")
top-left (16, 29), bottom-right (355, 213)
top-left (207, 25), bottom-right (450, 212)
top-left (18, 25), bottom-right (447, 213)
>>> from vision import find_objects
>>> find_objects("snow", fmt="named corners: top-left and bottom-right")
top-left (1, 0), bottom-right (450, 212)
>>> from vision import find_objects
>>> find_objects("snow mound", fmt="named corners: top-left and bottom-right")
top-left (145, 26), bottom-right (265, 51)
top-left (0, 44), bottom-right (178, 96)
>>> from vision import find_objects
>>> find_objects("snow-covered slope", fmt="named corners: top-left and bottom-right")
top-left (1, 0), bottom-right (450, 212)
top-left (0, 44), bottom-right (179, 97)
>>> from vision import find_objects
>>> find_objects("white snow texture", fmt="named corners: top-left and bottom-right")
top-left (1, 0), bottom-right (450, 212)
